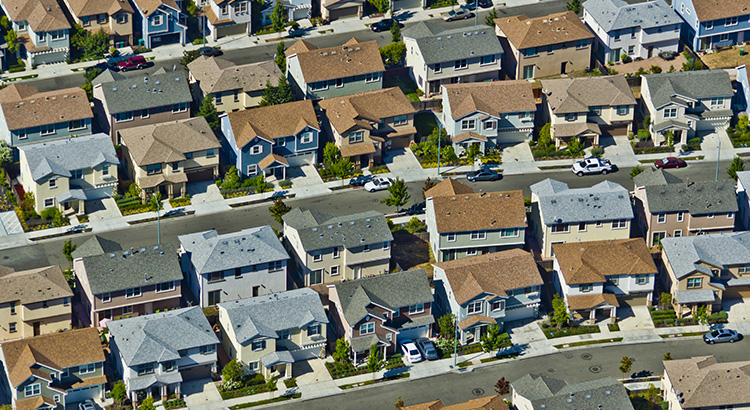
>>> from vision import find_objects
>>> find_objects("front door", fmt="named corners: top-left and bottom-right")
top-left (560, 61), bottom-right (567, 74)
top-left (648, 46), bottom-right (654, 58)
top-left (33, 321), bottom-right (40, 336)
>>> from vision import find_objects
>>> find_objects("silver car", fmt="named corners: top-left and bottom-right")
top-left (415, 338), bottom-right (439, 360)
top-left (703, 329), bottom-right (741, 344)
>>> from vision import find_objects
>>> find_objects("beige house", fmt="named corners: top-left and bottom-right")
top-left (61, 0), bottom-right (134, 46)
top-left (662, 356), bottom-right (750, 410)
top-left (319, 0), bottom-right (363, 21)
top-left (633, 169), bottom-right (737, 247)
top-left (540, 75), bottom-right (636, 148)
top-left (0, 265), bottom-right (72, 341)
top-left (494, 11), bottom-right (594, 80)
top-left (118, 117), bottom-right (220, 199)
top-left (403, 396), bottom-right (508, 410)
top-left (319, 87), bottom-right (417, 169)
top-left (188, 56), bottom-right (283, 113)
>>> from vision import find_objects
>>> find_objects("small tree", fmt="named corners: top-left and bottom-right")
top-left (197, 95), bottom-right (220, 131)
top-left (0, 141), bottom-right (13, 168)
top-left (728, 156), bottom-right (745, 180)
top-left (494, 377), bottom-right (510, 395)
top-left (4, 30), bottom-right (18, 54)
top-left (128, 182), bottom-right (141, 199)
top-left (663, 352), bottom-right (673, 361)
top-left (405, 217), bottom-right (424, 234)
top-left (390, 20), bottom-right (401, 43)
top-left (538, 123), bottom-right (552, 148)
top-left (694, 305), bottom-right (708, 328)
top-left (465, 143), bottom-right (481, 171)
top-left (149, 192), bottom-right (163, 213)
top-left (381, 178), bottom-right (411, 211)
top-left (619, 356), bottom-right (633, 377)
top-left (83, 29), bottom-right (110, 59)
top-left (644, 383), bottom-right (661, 404)
top-left (480, 324), bottom-right (504, 353)
top-left (566, 138), bottom-right (583, 155)
top-left (271, 1), bottom-right (287, 33)
top-left (268, 197), bottom-right (292, 225)
top-left (186, 0), bottom-right (197, 16)
top-left (0, 16), bottom-right (9, 30)
top-left (551, 294), bottom-right (569, 329)
top-left (422, 177), bottom-right (436, 200)
top-left (222, 359), bottom-right (244, 383)
top-left (366, 344), bottom-right (383, 372)
top-left (180, 49), bottom-right (201, 70)
top-left (324, 142), bottom-right (341, 166)
top-left (275, 41), bottom-right (286, 73)
top-left (485, 8), bottom-right (498, 26)
top-left (110, 381), bottom-right (127, 403)
top-left (368, 0), bottom-right (390, 14)
top-left (395, 396), bottom-right (404, 409)
top-left (630, 165), bottom-right (643, 179)
top-left (259, 76), bottom-right (293, 107)
top-left (139, 397), bottom-right (155, 410)
top-left (62, 240), bottom-right (77, 263)
top-left (737, 115), bottom-right (749, 133)
top-left (660, 292), bottom-right (672, 309)
top-left (565, 0), bottom-right (582, 13)
top-left (333, 338), bottom-right (351, 363)
top-left (438, 313), bottom-right (455, 339)
top-left (330, 157), bottom-right (354, 183)
top-left (379, 42), bottom-right (406, 67)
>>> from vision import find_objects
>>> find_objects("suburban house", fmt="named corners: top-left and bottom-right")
top-left (92, 68), bottom-right (192, 142)
top-left (220, 100), bottom-right (319, 179)
top-left (552, 239), bottom-right (657, 323)
top-left (426, 189), bottom-right (526, 262)
top-left (633, 169), bottom-right (737, 247)
top-left (285, 38), bottom-right (384, 100)
top-left (0, 265), bottom-right (73, 341)
top-left (178, 226), bottom-right (289, 307)
top-left (71, 235), bottom-right (123, 260)
top-left (736, 170), bottom-right (750, 230)
top-left (530, 179), bottom-right (634, 259)
top-left (17, 134), bottom-right (119, 214)
top-left (108, 307), bottom-right (219, 402)
top-left (423, 177), bottom-right (475, 200)
top-left (118, 117), bottom-right (220, 199)
top-left (673, 0), bottom-right (750, 51)
top-left (433, 250), bottom-right (543, 344)
top-left (441, 81), bottom-right (537, 153)
top-left (540, 75), bottom-right (636, 148)
top-left (512, 375), bottom-right (634, 410)
top-left (72, 242), bottom-right (183, 327)
top-left (318, 87), bottom-right (417, 168)
top-left (260, 0), bottom-right (311, 26)
top-left (0, 84), bottom-right (92, 147)
top-left (583, 0), bottom-right (682, 63)
top-left (403, 396), bottom-right (508, 410)
top-left (199, 0), bottom-right (251, 40)
top-left (660, 232), bottom-right (750, 316)
top-left (494, 11), bottom-right (594, 79)
top-left (662, 356), bottom-right (750, 410)
top-left (319, 0), bottom-right (362, 21)
top-left (0, 328), bottom-right (106, 410)
top-left (283, 208), bottom-right (392, 286)
top-left (217, 288), bottom-right (328, 379)
top-left (187, 56), bottom-right (283, 112)
top-left (328, 269), bottom-right (434, 363)
top-left (0, 0), bottom-right (70, 66)
top-left (61, 0), bottom-right (135, 47)
top-left (402, 22), bottom-right (504, 96)
top-left (641, 70), bottom-right (734, 145)
top-left (130, 0), bottom-right (187, 48)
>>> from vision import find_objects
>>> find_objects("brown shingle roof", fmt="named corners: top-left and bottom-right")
top-left (494, 11), bottom-right (593, 49)
top-left (403, 395), bottom-right (508, 410)
top-left (65, 0), bottom-right (133, 18)
top-left (188, 56), bottom-right (283, 94)
top-left (458, 315), bottom-right (496, 330)
top-left (227, 100), bottom-right (318, 148)
top-left (339, 142), bottom-right (377, 157)
top-left (452, 131), bottom-right (487, 143)
top-left (16, 396), bottom-right (56, 410)
top-left (553, 238), bottom-right (657, 285)
top-left (566, 293), bottom-right (619, 310)
top-left (293, 38), bottom-right (385, 83)
top-left (133, 0), bottom-right (180, 16)
top-left (258, 153), bottom-right (288, 169)
top-left (691, 0), bottom-right (750, 22)
top-left (431, 190), bottom-right (526, 233)
top-left (424, 177), bottom-right (473, 198)
top-left (285, 39), bottom-right (319, 56)
top-left (319, 87), bottom-right (416, 135)
top-left (0, 85), bottom-right (92, 131)
top-left (664, 356), bottom-right (750, 408)
top-left (434, 249), bottom-right (543, 305)
top-left (443, 81), bottom-right (536, 120)
top-left (541, 75), bottom-right (636, 114)
top-left (138, 172), bottom-right (188, 189)
top-left (118, 117), bottom-right (220, 167)
top-left (2, 0), bottom-right (70, 32)
top-left (0, 265), bottom-right (73, 305)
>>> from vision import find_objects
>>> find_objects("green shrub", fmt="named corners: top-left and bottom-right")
top-left (590, 146), bottom-right (604, 157)
top-left (40, 207), bottom-right (58, 220)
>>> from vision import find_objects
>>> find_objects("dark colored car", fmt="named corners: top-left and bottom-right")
top-left (703, 329), bottom-right (741, 344)
top-left (461, 0), bottom-right (491, 10)
top-left (371, 19), bottom-right (403, 32)
top-left (199, 46), bottom-right (223, 57)
top-left (117, 55), bottom-right (148, 72)
top-left (655, 156), bottom-right (687, 169)
top-left (85, 62), bottom-right (113, 75)
top-left (467, 169), bottom-right (500, 182)
top-left (349, 175), bottom-right (371, 187)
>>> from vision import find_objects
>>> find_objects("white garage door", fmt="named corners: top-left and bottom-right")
top-left (397, 324), bottom-right (430, 343)
top-left (66, 384), bottom-right (101, 404)
top-left (290, 345), bottom-right (323, 361)
top-left (286, 151), bottom-right (316, 167)
top-left (504, 305), bottom-right (536, 322)
top-left (497, 131), bottom-right (532, 144)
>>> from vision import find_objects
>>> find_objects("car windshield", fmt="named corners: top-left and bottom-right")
top-left (710, 330), bottom-right (720, 337)
top-left (662, 158), bottom-right (670, 163)
top-left (425, 346), bottom-right (436, 353)
top-left (409, 349), bottom-right (419, 355)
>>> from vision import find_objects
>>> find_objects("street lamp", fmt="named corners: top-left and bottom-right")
top-left (202, 1), bottom-right (206, 46)
top-left (432, 110), bottom-right (443, 176)
top-left (453, 314), bottom-right (459, 367)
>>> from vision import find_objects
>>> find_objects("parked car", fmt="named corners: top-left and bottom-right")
top-left (287, 25), bottom-right (305, 37)
top-left (371, 19), bottom-right (404, 32)
top-left (571, 157), bottom-right (615, 176)
top-left (443, 9), bottom-right (473, 21)
top-left (467, 169), bottom-right (500, 182)
top-left (655, 157), bottom-right (687, 169)
top-left (415, 338), bottom-right (439, 360)
top-left (349, 175), bottom-right (371, 187)
top-left (117, 55), bottom-right (148, 72)
top-left (85, 62), bottom-right (114, 75)
top-left (199, 46), bottom-right (223, 57)
top-left (78, 400), bottom-right (96, 410)
top-left (364, 177), bottom-right (393, 192)
top-left (461, 0), bottom-right (491, 10)
top-left (400, 339), bottom-right (423, 363)
top-left (703, 329), bottom-right (741, 344)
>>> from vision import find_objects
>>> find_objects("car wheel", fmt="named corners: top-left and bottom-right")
top-left (577, 171), bottom-right (584, 177)
top-left (730, 338), bottom-right (736, 343)
top-left (709, 340), bottom-right (715, 344)
top-left (602, 169), bottom-right (608, 175)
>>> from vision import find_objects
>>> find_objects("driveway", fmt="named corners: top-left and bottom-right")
top-left (288, 164), bottom-right (325, 188)
top-left (187, 181), bottom-right (224, 204)
top-left (616, 305), bottom-right (654, 331)
top-left (85, 198), bottom-right (122, 222)
top-left (0, 211), bottom-right (22, 236)
top-left (383, 148), bottom-right (428, 182)
top-left (500, 142), bottom-right (539, 175)
top-left (183, 379), bottom-right (223, 407)
top-left (293, 358), bottom-right (332, 386)
top-left (596, 135), bottom-right (639, 167)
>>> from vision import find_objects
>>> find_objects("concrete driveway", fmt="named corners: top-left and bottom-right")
top-left (85, 198), bottom-right (122, 222)
top-left (293, 358), bottom-right (332, 386)
top-left (500, 142), bottom-right (539, 175)
top-left (187, 181), bottom-right (224, 204)
top-left (617, 305), bottom-right (654, 331)
top-left (183, 379), bottom-right (223, 407)
top-left (383, 148), bottom-right (428, 182)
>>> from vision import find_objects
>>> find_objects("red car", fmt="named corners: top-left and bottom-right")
top-left (117, 55), bottom-right (148, 72)
top-left (655, 157), bottom-right (687, 169)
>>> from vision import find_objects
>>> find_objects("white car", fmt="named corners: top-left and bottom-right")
top-left (78, 400), bottom-right (96, 410)
top-left (571, 157), bottom-right (614, 176)
top-left (400, 339), bottom-right (423, 363)
top-left (364, 177), bottom-right (393, 192)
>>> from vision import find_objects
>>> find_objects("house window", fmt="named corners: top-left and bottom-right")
top-left (335, 78), bottom-right (344, 88)
top-left (708, 213), bottom-right (715, 219)
top-left (470, 231), bottom-right (486, 240)
top-left (17, 129), bottom-right (26, 140)
top-left (726, 16), bottom-right (739, 26)
top-left (221, 4), bottom-right (228, 14)
top-left (565, 113), bottom-right (577, 122)
top-left (82, 16), bottom-right (90, 26)
top-left (208, 271), bottom-right (224, 282)
top-left (491, 301), bottom-right (505, 311)
top-left (677, 212), bottom-right (684, 222)
top-left (9, 322), bottom-right (16, 333)
top-left (125, 287), bottom-right (141, 298)
top-left (9, 302), bottom-right (15, 315)
top-left (311, 81), bottom-right (328, 91)
top-left (365, 72), bottom-right (380, 83)
top-left (606, 276), bottom-right (619, 286)
top-left (117, 14), bottom-right (127, 24)
top-left (687, 277), bottom-right (702, 288)
top-left (466, 248), bottom-right (477, 256)
top-left (71, 169), bottom-right (84, 180)
top-left (156, 281), bottom-right (175, 292)
top-left (68, 119), bottom-right (86, 131)
top-left (658, 214), bottom-right (666, 223)
top-left (122, 305), bottom-right (133, 314)
top-left (40, 124), bottom-right (56, 135)
top-left (349, 131), bottom-right (364, 143)
top-left (53, 396), bottom-right (60, 404)
top-left (502, 228), bottom-right (518, 237)
top-left (575, 39), bottom-right (587, 48)
top-left (308, 324), bottom-right (322, 337)
top-left (51, 30), bottom-right (65, 40)
top-left (705, 20), bottom-right (713, 29)
top-left (579, 283), bottom-right (593, 292)
top-left (215, 94), bottom-right (223, 105)
top-left (674, 230), bottom-right (682, 237)
top-left (578, 222), bottom-right (587, 232)
top-left (250, 145), bottom-right (263, 155)
top-left (394, 115), bottom-right (408, 125)
top-left (627, 45), bottom-right (634, 55)
top-left (234, 1), bottom-right (248, 13)
top-left (364, 244), bottom-right (371, 252)
top-left (522, 65), bottom-right (535, 79)
top-left (252, 340), bottom-right (266, 351)
top-left (612, 219), bottom-right (627, 229)
top-left (710, 97), bottom-right (724, 106)
top-left (44, 198), bottom-right (54, 208)
top-left (146, 164), bottom-right (162, 175)
top-left (163, 361), bottom-right (175, 372)
top-left (268, 260), bottom-right (283, 272)
top-left (49, 179), bottom-right (57, 189)
top-left (42, 301), bottom-right (48, 308)
top-left (172, 103), bottom-right (188, 113)
top-left (79, 363), bottom-right (96, 374)
top-left (116, 112), bottom-right (133, 122)
top-left (200, 345), bottom-right (215, 354)
top-left (24, 384), bottom-right (41, 397)
top-left (590, 106), bottom-right (601, 115)
top-left (170, 162), bottom-right (179, 172)
top-left (524, 47), bottom-right (538, 57)
top-left (310, 269), bottom-right (323, 285)
top-left (461, 119), bottom-right (476, 130)
top-left (454, 59), bottom-right (468, 69)
top-left (447, 233), bottom-right (457, 242)
top-left (274, 137), bottom-right (285, 146)
top-left (636, 275), bottom-right (649, 285)
top-left (300, 132), bottom-right (314, 144)
top-left (248, 361), bottom-right (260, 372)
top-left (483, 120), bottom-right (495, 130)
top-left (137, 363), bottom-right (154, 375)
top-left (467, 300), bottom-right (483, 314)
top-left (360, 322), bottom-right (375, 335)
top-left (153, 14), bottom-right (163, 26)
top-left (551, 223), bottom-right (569, 233)
top-left (481, 54), bottom-right (496, 65)
top-left (617, 106), bottom-right (629, 115)
top-left (312, 252), bottom-right (322, 262)
top-left (330, 266), bottom-right (339, 276)
top-left (409, 303), bottom-right (424, 314)
top-left (664, 108), bottom-right (677, 118)
top-left (332, 247), bottom-right (340, 258)
top-left (631, 28), bottom-right (636, 38)
top-left (101, 293), bottom-right (111, 302)
top-left (139, 108), bottom-right (150, 119)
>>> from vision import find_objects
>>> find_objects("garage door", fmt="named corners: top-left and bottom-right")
top-left (180, 364), bottom-right (212, 382)
top-left (329, 5), bottom-right (359, 20)
top-left (505, 305), bottom-right (536, 322)
top-left (186, 168), bottom-right (215, 182)
top-left (396, 324), bottom-right (430, 343)
top-left (497, 131), bottom-right (532, 144)
top-left (390, 134), bottom-right (413, 149)
top-left (601, 124), bottom-right (630, 137)
top-left (66, 384), bottom-right (102, 404)
top-left (290, 345), bottom-right (324, 361)
top-left (216, 23), bottom-right (248, 38)
top-left (724, 286), bottom-right (750, 299)
top-left (286, 151), bottom-right (316, 167)
top-left (618, 293), bottom-right (650, 307)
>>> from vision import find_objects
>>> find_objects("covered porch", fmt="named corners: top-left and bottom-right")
top-left (350, 334), bottom-right (391, 365)
top-left (128, 372), bottom-right (183, 404)
top-left (567, 293), bottom-right (619, 324)
top-left (653, 119), bottom-right (694, 146)
top-left (259, 153), bottom-right (289, 181)
top-left (139, 173), bottom-right (188, 200)
top-left (260, 351), bottom-right (294, 379)
top-left (552, 122), bottom-right (601, 149)
top-left (340, 143), bottom-right (379, 170)
top-left (457, 315), bottom-right (496, 345)
top-left (674, 289), bottom-right (717, 318)
top-left (452, 132), bottom-right (487, 156)
top-left (56, 189), bottom-right (86, 216)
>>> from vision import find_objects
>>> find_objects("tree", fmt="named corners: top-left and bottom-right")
top-left (81, 66), bottom-right (103, 102)
top-left (333, 338), bottom-right (351, 363)
top-left (566, 138), bottom-right (583, 155)
top-left (180, 49), bottom-right (201, 70)
top-left (0, 141), bottom-right (12, 167)
top-left (644, 383), bottom-right (661, 404)
top-left (480, 324), bottom-right (504, 352)
top-left (538, 123), bottom-right (552, 148)
top-left (271, 1), bottom-right (287, 33)
top-left (220, 166), bottom-right (241, 190)
top-left (566, 0), bottom-right (582, 14)
top-left (421, 177), bottom-right (436, 200)
top-left (70, 24), bottom-right (87, 52)
top-left (438, 313), bottom-right (455, 339)
top-left (128, 182), bottom-right (141, 199)
top-left (738, 115), bottom-right (750, 133)
top-left (465, 143), bottom-right (481, 171)
top-left (441, 145), bottom-right (457, 163)
top-left (630, 165), bottom-right (643, 179)
top-left (405, 217), bottom-right (424, 234)
top-left (485, 8), bottom-right (498, 26)
top-left (62, 240), bottom-right (77, 263)
top-left (197, 95), bottom-right (220, 131)
top-left (660, 292), bottom-right (672, 309)
top-left (390, 20), bottom-right (401, 43)
top-left (395, 396), bottom-right (404, 409)
top-left (663, 352), bottom-right (673, 361)
top-left (222, 359), bottom-right (244, 383)
top-left (139, 397), bottom-right (155, 410)
top-left (110, 381), bottom-right (126, 403)
top-left (4, 30), bottom-right (18, 54)
top-left (619, 356), bottom-right (633, 377)
top-left (366, 344), bottom-right (383, 372)
top-left (494, 377), bottom-right (510, 395)
top-left (368, 0), bottom-right (390, 14)
top-left (186, 0), bottom-right (197, 17)
top-left (83, 30), bottom-right (110, 59)
top-left (324, 142), bottom-right (341, 166)
top-left (259, 76), bottom-right (293, 107)
top-left (381, 178), bottom-right (410, 211)
top-left (379, 42), bottom-right (406, 67)
top-left (275, 41), bottom-right (286, 73)
top-left (268, 197), bottom-right (292, 225)
top-left (0, 16), bottom-right (9, 30)
top-left (149, 192), bottom-right (163, 213)
top-left (551, 294), bottom-right (569, 329)
top-left (694, 305), bottom-right (708, 328)
top-left (681, 51), bottom-right (704, 71)
top-left (728, 155), bottom-right (745, 180)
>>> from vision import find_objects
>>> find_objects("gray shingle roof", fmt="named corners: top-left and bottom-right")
top-left (675, 289), bottom-right (716, 304)
top-left (661, 232), bottom-right (750, 279)
top-left (79, 243), bottom-right (183, 294)
top-left (511, 375), bottom-right (634, 410)
top-left (19, 134), bottom-right (119, 182)
top-left (283, 208), bottom-right (393, 252)
top-left (96, 69), bottom-right (192, 114)
top-left (644, 180), bottom-right (738, 214)
top-left (735, 171), bottom-right (750, 192)
top-left (218, 288), bottom-right (328, 344)
top-left (583, 0), bottom-right (682, 32)
top-left (334, 269), bottom-right (433, 326)
top-left (178, 226), bottom-right (289, 275)
top-left (632, 168), bottom-right (683, 188)
top-left (72, 235), bottom-right (123, 260)
top-left (350, 334), bottom-right (389, 352)
top-left (403, 22), bottom-right (504, 65)
top-left (530, 179), bottom-right (633, 224)
top-left (260, 351), bottom-right (294, 367)
top-left (129, 371), bottom-right (182, 392)
top-left (108, 306), bottom-right (218, 367)
top-left (643, 70), bottom-right (734, 108)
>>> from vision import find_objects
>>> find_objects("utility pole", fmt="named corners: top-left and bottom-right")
top-left (434, 111), bottom-right (443, 177)
top-left (453, 315), bottom-right (458, 367)
top-left (202, 1), bottom-right (206, 46)
top-left (716, 137), bottom-right (721, 181)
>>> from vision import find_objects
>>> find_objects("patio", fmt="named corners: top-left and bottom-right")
top-left (607, 54), bottom-right (687, 75)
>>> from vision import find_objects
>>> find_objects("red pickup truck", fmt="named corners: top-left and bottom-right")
top-left (117, 55), bottom-right (148, 72)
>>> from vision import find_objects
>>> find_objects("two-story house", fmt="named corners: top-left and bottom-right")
top-left (217, 288), bottom-right (328, 379)
top-left (130, 0), bottom-right (187, 48)
top-left (583, 0), bottom-right (682, 63)
top-left (221, 100), bottom-right (319, 179)
top-left (663, 356), bottom-right (750, 410)
top-left (93, 68), bottom-right (192, 142)
top-left (0, 84), bottom-right (93, 148)
top-left (61, 0), bottom-right (135, 47)
top-left (423, 177), bottom-right (474, 199)
top-left (328, 269), bottom-right (434, 363)
top-left (540, 75), bottom-right (636, 149)
top-left (426, 189), bottom-right (526, 262)
top-left (118, 117), bottom-right (220, 200)
top-left (178, 226), bottom-right (289, 307)
top-left (673, 0), bottom-right (750, 51)
top-left (1, 328), bottom-right (106, 410)
top-left (283, 208), bottom-right (392, 286)
top-left (200, 0), bottom-right (251, 40)
top-left (0, 265), bottom-right (72, 341)
top-left (318, 87), bottom-right (417, 168)
top-left (188, 56), bottom-right (283, 112)
top-left (260, 0), bottom-right (312, 26)
top-left (531, 179), bottom-right (634, 259)
top-left (552, 238), bottom-right (656, 323)
top-left (319, 0), bottom-right (362, 21)
top-left (404, 396), bottom-right (508, 410)
top-left (633, 169), bottom-right (737, 247)
top-left (641, 70), bottom-right (734, 145)
top-left (433, 249), bottom-right (542, 344)
top-left (18, 134), bottom-right (119, 214)
top-left (736, 170), bottom-right (750, 230)
top-left (0, 0), bottom-right (70, 66)
top-left (441, 81), bottom-right (536, 153)
top-left (402, 22), bottom-right (504, 97)
top-left (73, 242), bottom-right (183, 326)
top-left (494, 11), bottom-right (594, 79)
top-left (285, 38), bottom-right (384, 100)
top-left (512, 375), bottom-right (634, 410)
top-left (108, 307), bottom-right (219, 402)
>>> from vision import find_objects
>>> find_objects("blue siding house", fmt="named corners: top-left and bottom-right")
top-left (673, 0), bottom-right (750, 51)
top-left (0, 0), bottom-right (71, 66)
top-left (131, 0), bottom-right (187, 48)
top-left (220, 100), bottom-right (320, 179)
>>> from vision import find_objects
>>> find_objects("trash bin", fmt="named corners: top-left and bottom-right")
top-left (741, 49), bottom-right (745, 56)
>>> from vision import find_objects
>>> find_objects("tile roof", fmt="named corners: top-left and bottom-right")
top-left (512, 375), bottom-right (633, 409)
top-left (0, 84), bottom-right (92, 131)
top-left (118, 117), bottom-right (220, 166)
top-left (258, 153), bottom-right (288, 170)
top-left (2, 328), bottom-right (104, 387)
top-left (690, 0), bottom-right (750, 22)
top-left (434, 249), bottom-right (542, 304)
top-left (424, 177), bottom-right (473, 198)
top-left (402, 395), bottom-right (508, 410)
top-left (643, 70), bottom-right (734, 108)
top-left (553, 238), bottom-right (656, 285)
top-left (226, 100), bottom-right (318, 148)
top-left (292, 37), bottom-right (385, 83)
top-left (71, 235), bottom-right (123, 260)
top-left (138, 172), bottom-right (188, 189)
top-left (188, 56), bottom-right (283, 95)
top-left (643, 180), bottom-right (738, 215)
top-left (582, 0), bottom-right (681, 32)
top-left (541, 75), bottom-right (636, 114)
top-left (340, 142), bottom-right (377, 157)
top-left (443, 81), bottom-right (536, 121)
top-left (632, 167), bottom-right (683, 188)
top-left (0, 265), bottom-right (72, 305)
top-left (318, 87), bottom-right (416, 135)
top-left (16, 396), bottom-right (57, 410)
top-left (218, 288), bottom-right (328, 344)
top-left (65, 0), bottom-right (134, 17)
top-left (664, 356), bottom-right (750, 408)
top-left (494, 11), bottom-right (593, 49)
top-left (553, 122), bottom-right (602, 138)
top-left (2, 0), bottom-right (70, 32)
top-left (283, 208), bottom-right (392, 251)
top-left (132, 0), bottom-right (180, 17)
top-left (431, 190), bottom-right (526, 233)
top-left (95, 68), bottom-right (192, 114)
top-left (530, 179), bottom-right (633, 225)
top-left (661, 232), bottom-right (750, 280)
top-left (108, 306), bottom-right (218, 366)
top-left (19, 134), bottom-right (118, 182)
top-left (403, 22), bottom-right (504, 65)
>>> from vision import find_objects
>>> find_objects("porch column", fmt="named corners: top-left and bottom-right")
top-left (610, 307), bottom-right (617, 322)
top-left (286, 363), bottom-right (292, 378)
top-left (589, 309), bottom-right (596, 324)
top-left (176, 383), bottom-right (181, 399)
top-left (161, 385), bottom-right (167, 401)
top-left (353, 351), bottom-right (357, 364)
top-left (382, 345), bottom-right (387, 361)
top-left (131, 391), bottom-right (137, 404)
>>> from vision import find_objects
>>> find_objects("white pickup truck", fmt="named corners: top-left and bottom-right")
top-left (571, 157), bottom-right (614, 176)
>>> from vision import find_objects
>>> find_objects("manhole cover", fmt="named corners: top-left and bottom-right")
top-left (581, 353), bottom-right (592, 360)
top-left (2, 256), bottom-right (7, 259)
top-left (589, 365), bottom-right (602, 373)
top-left (472, 388), bottom-right (484, 396)
top-left (565, 353), bottom-right (573, 359)
top-left (630, 357), bottom-right (636, 363)
top-left (547, 368), bottom-right (555, 373)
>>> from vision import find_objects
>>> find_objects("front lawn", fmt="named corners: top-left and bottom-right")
top-left (540, 322), bottom-right (601, 339)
